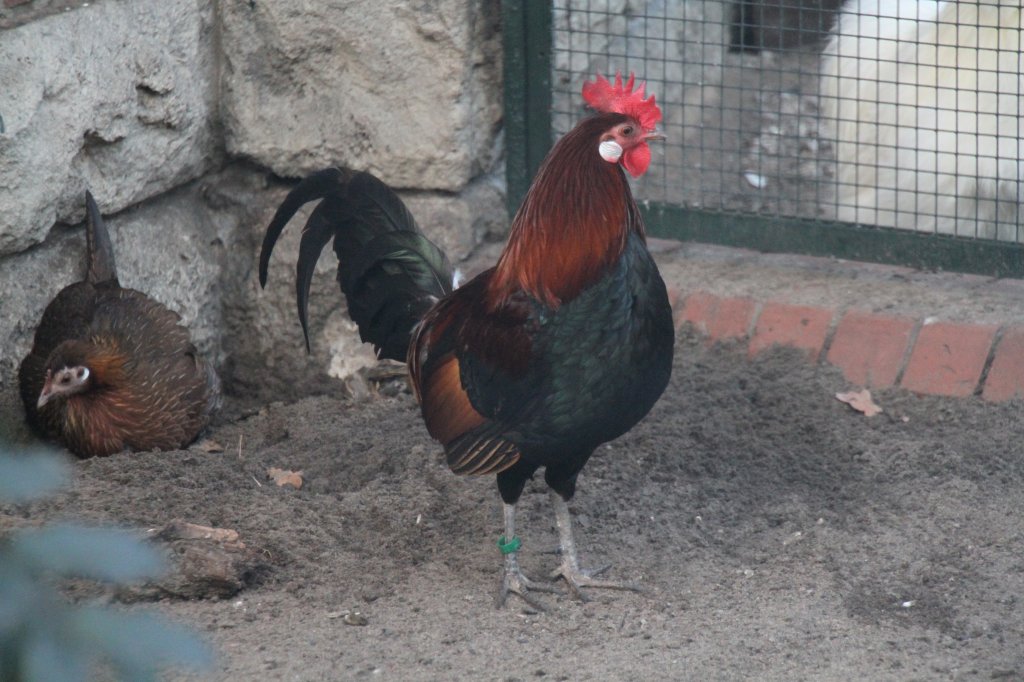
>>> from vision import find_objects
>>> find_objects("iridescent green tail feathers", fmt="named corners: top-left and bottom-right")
top-left (258, 168), bottom-right (455, 361)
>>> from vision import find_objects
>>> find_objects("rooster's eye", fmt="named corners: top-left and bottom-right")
top-left (622, 126), bottom-right (634, 136)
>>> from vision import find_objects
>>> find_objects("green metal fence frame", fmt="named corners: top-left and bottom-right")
top-left (501, 1), bottom-right (1024, 278)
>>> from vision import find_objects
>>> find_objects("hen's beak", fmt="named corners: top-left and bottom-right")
top-left (37, 370), bottom-right (54, 409)
top-left (644, 130), bottom-right (666, 142)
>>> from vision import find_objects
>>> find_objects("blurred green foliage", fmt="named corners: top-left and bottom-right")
top-left (0, 446), bottom-right (213, 681)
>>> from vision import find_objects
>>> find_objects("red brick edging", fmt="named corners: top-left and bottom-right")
top-left (671, 290), bottom-right (1023, 402)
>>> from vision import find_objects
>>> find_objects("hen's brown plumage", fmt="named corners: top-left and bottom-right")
top-left (18, 192), bottom-right (220, 458)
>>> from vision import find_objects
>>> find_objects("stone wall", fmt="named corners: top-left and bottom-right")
top-left (0, 0), bottom-right (220, 255)
top-left (0, 0), bottom-right (505, 428)
top-left (220, 0), bottom-right (503, 189)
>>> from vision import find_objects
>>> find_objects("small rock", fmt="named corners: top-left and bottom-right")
top-left (344, 611), bottom-right (369, 626)
top-left (119, 520), bottom-right (262, 601)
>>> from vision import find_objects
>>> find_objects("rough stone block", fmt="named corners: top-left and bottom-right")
top-left (0, 0), bottom-right (219, 255)
top-left (219, 0), bottom-right (502, 191)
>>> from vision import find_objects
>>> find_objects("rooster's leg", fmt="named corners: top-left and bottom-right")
top-left (549, 491), bottom-right (640, 600)
top-left (498, 503), bottom-right (556, 610)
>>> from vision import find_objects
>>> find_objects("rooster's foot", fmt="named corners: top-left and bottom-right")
top-left (550, 561), bottom-right (640, 602)
top-left (549, 491), bottom-right (641, 601)
top-left (498, 561), bottom-right (558, 611)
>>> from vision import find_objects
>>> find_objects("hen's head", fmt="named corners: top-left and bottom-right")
top-left (583, 72), bottom-right (663, 177)
top-left (36, 341), bottom-right (121, 409)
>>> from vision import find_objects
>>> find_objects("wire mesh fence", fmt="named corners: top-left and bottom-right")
top-left (550, 1), bottom-right (1022, 244)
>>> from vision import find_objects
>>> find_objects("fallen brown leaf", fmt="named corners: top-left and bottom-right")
top-left (197, 439), bottom-right (224, 454)
top-left (836, 389), bottom-right (883, 417)
top-left (267, 467), bottom-right (304, 489)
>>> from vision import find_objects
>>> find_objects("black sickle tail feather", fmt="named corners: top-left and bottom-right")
top-left (84, 190), bottom-right (118, 285)
top-left (258, 168), bottom-right (455, 361)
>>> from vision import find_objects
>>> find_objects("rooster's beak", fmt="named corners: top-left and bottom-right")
top-left (644, 130), bottom-right (666, 142)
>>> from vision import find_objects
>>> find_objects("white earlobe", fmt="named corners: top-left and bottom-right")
top-left (598, 140), bottom-right (623, 163)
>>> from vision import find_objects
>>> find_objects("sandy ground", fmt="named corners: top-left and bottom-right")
top-left (4, 323), bottom-right (1023, 681)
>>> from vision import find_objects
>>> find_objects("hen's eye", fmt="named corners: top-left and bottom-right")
top-left (622, 126), bottom-right (634, 135)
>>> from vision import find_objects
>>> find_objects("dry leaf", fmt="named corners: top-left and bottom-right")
top-left (836, 389), bottom-right (883, 417)
top-left (197, 440), bottom-right (225, 453)
top-left (267, 467), bottom-right (304, 489)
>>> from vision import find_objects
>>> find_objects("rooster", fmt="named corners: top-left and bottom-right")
top-left (259, 73), bottom-right (674, 606)
top-left (18, 192), bottom-right (220, 458)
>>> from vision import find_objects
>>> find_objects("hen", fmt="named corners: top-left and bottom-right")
top-left (18, 192), bottom-right (220, 458)
top-left (259, 73), bottom-right (674, 606)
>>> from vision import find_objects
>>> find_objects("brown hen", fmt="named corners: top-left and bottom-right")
top-left (18, 192), bottom-right (220, 458)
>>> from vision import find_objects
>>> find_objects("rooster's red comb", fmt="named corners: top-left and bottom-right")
top-left (582, 72), bottom-right (661, 131)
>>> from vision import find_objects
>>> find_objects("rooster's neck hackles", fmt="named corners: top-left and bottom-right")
top-left (491, 114), bottom-right (645, 309)
top-left (490, 72), bottom-right (661, 309)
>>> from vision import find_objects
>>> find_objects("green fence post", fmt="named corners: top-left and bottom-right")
top-left (502, 0), bottom-right (552, 217)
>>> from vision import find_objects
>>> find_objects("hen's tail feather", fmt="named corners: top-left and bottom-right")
top-left (259, 167), bottom-right (456, 362)
top-left (84, 191), bottom-right (118, 285)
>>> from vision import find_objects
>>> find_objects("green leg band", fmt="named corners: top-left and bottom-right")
top-left (497, 535), bottom-right (522, 555)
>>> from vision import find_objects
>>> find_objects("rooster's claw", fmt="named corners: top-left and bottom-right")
top-left (499, 564), bottom-right (558, 611)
